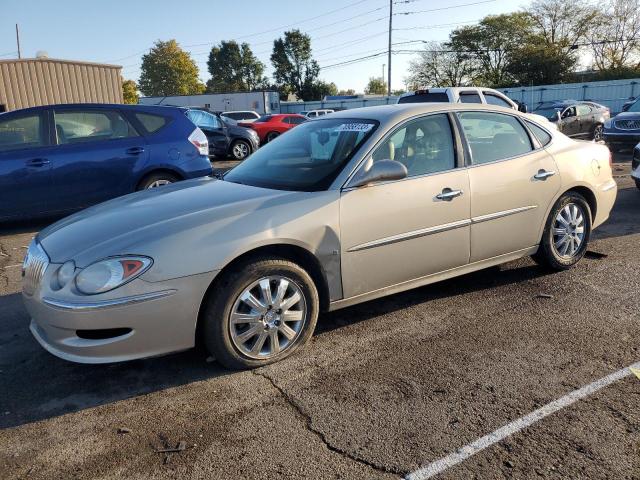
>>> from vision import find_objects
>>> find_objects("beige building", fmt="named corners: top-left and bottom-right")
top-left (0, 57), bottom-right (123, 112)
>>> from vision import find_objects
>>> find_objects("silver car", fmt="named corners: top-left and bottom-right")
top-left (23, 104), bottom-right (617, 369)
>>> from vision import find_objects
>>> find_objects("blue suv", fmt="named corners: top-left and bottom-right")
top-left (0, 104), bottom-right (212, 220)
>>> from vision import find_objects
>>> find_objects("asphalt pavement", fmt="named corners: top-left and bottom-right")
top-left (1, 156), bottom-right (638, 479)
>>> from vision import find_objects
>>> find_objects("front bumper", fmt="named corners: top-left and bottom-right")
top-left (23, 268), bottom-right (216, 364)
top-left (603, 131), bottom-right (640, 147)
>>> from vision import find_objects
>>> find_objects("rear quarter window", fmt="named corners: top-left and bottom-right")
top-left (525, 121), bottom-right (552, 146)
top-left (398, 93), bottom-right (449, 103)
top-left (134, 113), bottom-right (169, 133)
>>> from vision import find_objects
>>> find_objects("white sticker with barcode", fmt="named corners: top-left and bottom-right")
top-left (337, 123), bottom-right (374, 132)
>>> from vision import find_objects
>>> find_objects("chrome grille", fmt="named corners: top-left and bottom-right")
top-left (614, 119), bottom-right (640, 130)
top-left (22, 240), bottom-right (49, 296)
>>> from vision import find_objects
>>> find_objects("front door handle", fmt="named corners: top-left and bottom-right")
top-left (126, 146), bottom-right (145, 155)
top-left (26, 158), bottom-right (50, 167)
top-left (436, 188), bottom-right (463, 201)
top-left (534, 169), bottom-right (556, 181)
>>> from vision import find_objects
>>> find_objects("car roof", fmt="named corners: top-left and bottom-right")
top-left (1, 103), bottom-right (184, 116)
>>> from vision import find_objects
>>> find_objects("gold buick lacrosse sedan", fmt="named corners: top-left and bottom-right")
top-left (23, 103), bottom-right (617, 369)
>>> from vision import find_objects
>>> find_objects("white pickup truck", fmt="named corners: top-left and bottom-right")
top-left (398, 87), bottom-right (554, 127)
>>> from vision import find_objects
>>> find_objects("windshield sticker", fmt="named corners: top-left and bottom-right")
top-left (337, 123), bottom-right (374, 132)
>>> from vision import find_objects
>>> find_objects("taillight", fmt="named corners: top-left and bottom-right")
top-left (188, 128), bottom-right (209, 156)
top-left (609, 150), bottom-right (613, 167)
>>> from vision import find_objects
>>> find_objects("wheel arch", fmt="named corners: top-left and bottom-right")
top-left (537, 183), bottom-right (598, 241)
top-left (195, 243), bottom-right (331, 345)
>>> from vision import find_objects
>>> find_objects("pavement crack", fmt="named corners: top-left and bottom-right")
top-left (254, 369), bottom-right (403, 477)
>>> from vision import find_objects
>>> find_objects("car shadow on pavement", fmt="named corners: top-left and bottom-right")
top-left (0, 292), bottom-right (228, 430)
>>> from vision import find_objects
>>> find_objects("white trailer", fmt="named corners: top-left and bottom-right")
top-left (138, 91), bottom-right (280, 114)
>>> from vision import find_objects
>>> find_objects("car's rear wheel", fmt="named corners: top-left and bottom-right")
top-left (137, 172), bottom-right (179, 190)
top-left (593, 124), bottom-right (604, 141)
top-left (230, 140), bottom-right (251, 160)
top-left (202, 257), bottom-right (319, 369)
top-left (533, 192), bottom-right (592, 270)
top-left (635, 179), bottom-right (640, 190)
top-left (266, 131), bottom-right (280, 143)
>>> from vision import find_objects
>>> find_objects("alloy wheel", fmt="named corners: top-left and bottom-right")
top-left (147, 179), bottom-right (172, 189)
top-left (552, 203), bottom-right (586, 258)
top-left (593, 125), bottom-right (603, 141)
top-left (229, 276), bottom-right (307, 360)
top-left (232, 142), bottom-right (250, 159)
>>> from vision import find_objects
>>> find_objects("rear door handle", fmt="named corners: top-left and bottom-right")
top-left (436, 188), bottom-right (463, 201)
top-left (26, 158), bottom-right (50, 167)
top-left (534, 169), bottom-right (556, 181)
top-left (126, 147), bottom-right (145, 155)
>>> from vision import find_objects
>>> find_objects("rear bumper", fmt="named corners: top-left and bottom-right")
top-left (593, 178), bottom-right (617, 230)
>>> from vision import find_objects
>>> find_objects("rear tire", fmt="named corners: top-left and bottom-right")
top-left (266, 131), bottom-right (280, 143)
top-left (593, 124), bottom-right (604, 142)
top-left (533, 192), bottom-right (592, 271)
top-left (202, 257), bottom-right (319, 370)
top-left (635, 179), bottom-right (640, 190)
top-left (137, 172), bottom-right (179, 190)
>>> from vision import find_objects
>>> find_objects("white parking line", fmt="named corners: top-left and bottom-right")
top-left (406, 361), bottom-right (640, 480)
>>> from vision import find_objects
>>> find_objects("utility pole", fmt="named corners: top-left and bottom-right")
top-left (387, 0), bottom-right (392, 96)
top-left (382, 64), bottom-right (385, 83)
top-left (16, 24), bottom-right (21, 59)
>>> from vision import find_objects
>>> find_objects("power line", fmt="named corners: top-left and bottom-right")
top-left (395, 0), bottom-right (497, 15)
top-left (394, 20), bottom-right (479, 30)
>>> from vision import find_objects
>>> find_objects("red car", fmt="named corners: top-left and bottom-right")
top-left (240, 114), bottom-right (306, 143)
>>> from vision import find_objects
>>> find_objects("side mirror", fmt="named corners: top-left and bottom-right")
top-left (349, 158), bottom-right (408, 188)
top-left (518, 103), bottom-right (528, 113)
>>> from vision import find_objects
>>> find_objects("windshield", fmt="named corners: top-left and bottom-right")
top-left (628, 100), bottom-right (640, 113)
top-left (224, 118), bottom-right (378, 191)
top-left (534, 108), bottom-right (562, 121)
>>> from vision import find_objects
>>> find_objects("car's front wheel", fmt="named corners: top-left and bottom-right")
top-left (533, 192), bottom-right (592, 270)
top-left (230, 140), bottom-right (251, 160)
top-left (202, 257), bottom-right (319, 369)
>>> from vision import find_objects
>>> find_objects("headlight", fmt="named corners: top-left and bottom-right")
top-left (56, 260), bottom-right (76, 289)
top-left (75, 256), bottom-right (153, 295)
top-left (604, 119), bottom-right (612, 129)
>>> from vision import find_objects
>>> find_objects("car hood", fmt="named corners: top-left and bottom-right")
top-left (38, 177), bottom-right (296, 268)
top-left (612, 111), bottom-right (640, 120)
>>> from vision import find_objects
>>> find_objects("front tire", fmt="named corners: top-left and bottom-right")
top-left (202, 257), bottom-right (319, 370)
top-left (266, 131), bottom-right (280, 143)
top-left (230, 140), bottom-right (251, 160)
top-left (533, 192), bottom-right (592, 270)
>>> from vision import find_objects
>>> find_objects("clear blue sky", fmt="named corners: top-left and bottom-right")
top-left (1, 0), bottom-right (526, 93)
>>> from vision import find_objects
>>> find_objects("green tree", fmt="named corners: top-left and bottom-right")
top-left (271, 30), bottom-right (320, 100)
top-left (337, 88), bottom-right (356, 95)
top-left (139, 40), bottom-right (205, 96)
top-left (301, 80), bottom-right (337, 100)
top-left (365, 77), bottom-right (387, 95)
top-left (206, 41), bottom-right (266, 93)
top-left (587, 0), bottom-right (640, 71)
top-left (122, 79), bottom-right (139, 104)
top-left (449, 13), bottom-right (535, 87)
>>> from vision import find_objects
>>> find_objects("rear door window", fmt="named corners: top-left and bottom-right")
top-left (576, 105), bottom-right (592, 116)
top-left (54, 110), bottom-right (138, 145)
top-left (458, 112), bottom-right (533, 165)
top-left (0, 113), bottom-right (45, 152)
top-left (288, 116), bottom-right (306, 125)
top-left (526, 121), bottom-right (552, 146)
